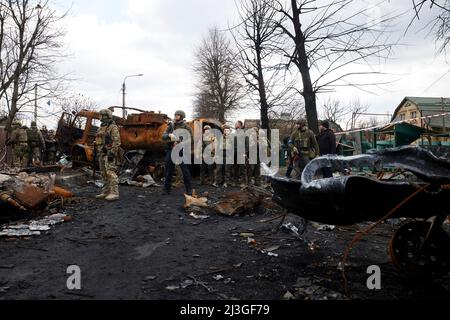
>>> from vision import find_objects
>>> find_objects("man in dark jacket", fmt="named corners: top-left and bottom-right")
top-left (317, 120), bottom-right (336, 178)
top-left (162, 110), bottom-right (193, 195)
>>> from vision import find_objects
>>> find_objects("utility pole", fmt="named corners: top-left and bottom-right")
top-left (122, 74), bottom-right (143, 120)
top-left (34, 84), bottom-right (38, 123)
top-left (442, 97), bottom-right (446, 134)
top-left (122, 82), bottom-right (126, 119)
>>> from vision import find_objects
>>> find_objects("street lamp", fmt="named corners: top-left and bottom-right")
top-left (122, 74), bottom-right (143, 119)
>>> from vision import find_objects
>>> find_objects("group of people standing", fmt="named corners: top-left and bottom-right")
top-left (161, 111), bottom-right (265, 196)
top-left (286, 119), bottom-right (337, 179)
top-left (92, 108), bottom-right (337, 201)
top-left (7, 121), bottom-right (58, 168)
top-left (200, 120), bottom-right (263, 189)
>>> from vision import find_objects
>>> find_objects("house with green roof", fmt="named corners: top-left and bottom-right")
top-left (391, 97), bottom-right (450, 133)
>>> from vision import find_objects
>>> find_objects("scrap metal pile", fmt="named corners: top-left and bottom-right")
top-left (0, 167), bottom-right (74, 237)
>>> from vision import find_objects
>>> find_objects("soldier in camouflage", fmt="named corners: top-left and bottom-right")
top-left (45, 130), bottom-right (58, 165)
top-left (95, 109), bottom-right (121, 201)
top-left (200, 125), bottom-right (215, 185)
top-left (288, 118), bottom-right (320, 177)
top-left (9, 121), bottom-right (29, 168)
top-left (213, 125), bottom-right (233, 188)
top-left (27, 121), bottom-right (46, 166)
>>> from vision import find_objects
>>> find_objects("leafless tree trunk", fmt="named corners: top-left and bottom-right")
top-left (274, 0), bottom-right (397, 134)
top-left (193, 27), bottom-right (243, 123)
top-left (232, 0), bottom-right (297, 132)
top-left (0, 0), bottom-right (68, 130)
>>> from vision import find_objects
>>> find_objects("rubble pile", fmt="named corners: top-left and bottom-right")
top-left (0, 169), bottom-right (74, 224)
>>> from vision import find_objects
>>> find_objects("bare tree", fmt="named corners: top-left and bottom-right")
top-left (57, 93), bottom-right (98, 125)
top-left (193, 27), bottom-right (243, 123)
top-left (192, 91), bottom-right (217, 119)
top-left (0, 0), bottom-right (67, 129)
top-left (273, 0), bottom-right (397, 134)
top-left (359, 116), bottom-right (381, 129)
top-left (232, 0), bottom-right (297, 132)
top-left (320, 97), bottom-right (348, 124)
top-left (345, 98), bottom-right (370, 130)
top-left (408, 0), bottom-right (450, 53)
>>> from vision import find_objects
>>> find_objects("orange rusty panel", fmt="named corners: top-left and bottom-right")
top-left (120, 124), bottom-right (168, 151)
top-left (125, 112), bottom-right (166, 126)
top-left (14, 185), bottom-right (49, 209)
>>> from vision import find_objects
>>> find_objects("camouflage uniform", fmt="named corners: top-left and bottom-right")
top-left (10, 122), bottom-right (29, 168)
top-left (200, 126), bottom-right (215, 185)
top-left (95, 109), bottom-right (121, 201)
top-left (45, 130), bottom-right (58, 165)
top-left (233, 129), bottom-right (249, 186)
top-left (288, 119), bottom-right (320, 177)
top-left (214, 127), bottom-right (234, 187)
top-left (27, 121), bottom-right (45, 166)
top-left (247, 127), bottom-right (263, 186)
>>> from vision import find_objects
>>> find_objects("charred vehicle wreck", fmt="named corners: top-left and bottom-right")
top-left (271, 146), bottom-right (450, 278)
top-left (56, 107), bottom-right (222, 180)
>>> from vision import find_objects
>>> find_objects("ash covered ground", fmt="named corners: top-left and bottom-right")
top-left (0, 170), bottom-right (449, 300)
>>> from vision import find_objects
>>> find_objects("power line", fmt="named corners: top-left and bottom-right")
top-left (420, 69), bottom-right (450, 96)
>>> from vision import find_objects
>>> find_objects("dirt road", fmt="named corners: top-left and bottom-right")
top-left (0, 172), bottom-right (449, 300)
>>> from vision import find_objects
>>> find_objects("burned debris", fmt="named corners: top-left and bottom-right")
top-left (271, 146), bottom-right (450, 279)
top-left (0, 167), bottom-right (74, 238)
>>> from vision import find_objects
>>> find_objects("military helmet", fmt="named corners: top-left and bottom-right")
top-left (296, 118), bottom-right (307, 126)
top-left (99, 109), bottom-right (113, 119)
top-left (30, 121), bottom-right (37, 127)
top-left (175, 110), bottom-right (186, 120)
top-left (203, 125), bottom-right (212, 131)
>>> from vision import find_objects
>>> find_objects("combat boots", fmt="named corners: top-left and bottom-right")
top-left (105, 184), bottom-right (119, 201)
top-left (96, 186), bottom-right (109, 199)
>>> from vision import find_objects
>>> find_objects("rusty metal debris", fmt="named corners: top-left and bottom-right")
top-left (1, 170), bottom-right (74, 228)
top-left (213, 190), bottom-right (265, 216)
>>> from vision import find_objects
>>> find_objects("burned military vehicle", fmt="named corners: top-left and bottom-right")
top-left (56, 107), bottom-right (222, 179)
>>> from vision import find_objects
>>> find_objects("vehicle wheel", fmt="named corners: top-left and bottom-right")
top-left (388, 221), bottom-right (450, 278)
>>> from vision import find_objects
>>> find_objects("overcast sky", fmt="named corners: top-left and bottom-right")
top-left (54, 0), bottom-right (450, 126)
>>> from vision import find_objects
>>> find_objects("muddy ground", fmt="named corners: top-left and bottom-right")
top-left (0, 170), bottom-right (449, 300)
